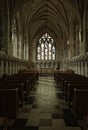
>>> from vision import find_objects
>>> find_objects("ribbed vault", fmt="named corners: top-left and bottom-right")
top-left (7, 0), bottom-right (85, 56)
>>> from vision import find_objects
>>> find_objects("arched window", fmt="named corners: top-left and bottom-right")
top-left (37, 33), bottom-right (56, 60)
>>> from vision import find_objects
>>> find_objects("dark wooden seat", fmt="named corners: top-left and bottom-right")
top-left (0, 83), bottom-right (24, 107)
top-left (0, 88), bottom-right (19, 118)
top-left (67, 84), bottom-right (88, 107)
top-left (72, 88), bottom-right (88, 119)
top-left (64, 81), bottom-right (88, 101)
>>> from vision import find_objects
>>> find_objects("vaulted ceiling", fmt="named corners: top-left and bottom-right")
top-left (8, 0), bottom-right (85, 45)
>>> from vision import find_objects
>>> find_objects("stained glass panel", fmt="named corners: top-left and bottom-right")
top-left (37, 32), bottom-right (55, 60)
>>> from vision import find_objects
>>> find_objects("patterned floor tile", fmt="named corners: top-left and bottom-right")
top-left (52, 119), bottom-right (66, 128)
top-left (52, 113), bottom-right (63, 119)
top-left (7, 76), bottom-right (82, 130)
top-left (25, 126), bottom-right (39, 130)
top-left (39, 127), bottom-right (53, 130)
top-left (30, 108), bottom-right (41, 114)
top-left (21, 107), bottom-right (31, 113)
top-left (39, 119), bottom-right (52, 127)
top-left (26, 118), bottom-right (39, 126)
top-left (17, 113), bottom-right (31, 119)
top-left (40, 113), bottom-right (51, 119)
top-left (65, 127), bottom-right (81, 130)
top-left (8, 126), bottom-right (37, 130)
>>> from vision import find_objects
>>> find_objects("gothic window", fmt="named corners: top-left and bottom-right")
top-left (37, 33), bottom-right (56, 60)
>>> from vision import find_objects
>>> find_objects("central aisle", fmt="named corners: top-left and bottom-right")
top-left (8, 76), bottom-right (81, 130)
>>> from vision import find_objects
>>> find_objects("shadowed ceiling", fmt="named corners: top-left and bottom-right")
top-left (9, 0), bottom-right (84, 45)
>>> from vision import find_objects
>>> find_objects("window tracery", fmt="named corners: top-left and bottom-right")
top-left (37, 33), bottom-right (56, 60)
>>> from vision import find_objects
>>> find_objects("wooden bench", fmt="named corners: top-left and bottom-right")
top-left (64, 81), bottom-right (88, 101)
top-left (54, 72), bottom-right (88, 90)
top-left (72, 88), bottom-right (88, 119)
top-left (61, 75), bottom-right (88, 92)
top-left (16, 71), bottom-right (39, 89)
top-left (0, 78), bottom-right (29, 101)
top-left (0, 88), bottom-right (19, 118)
top-left (67, 84), bottom-right (88, 107)
top-left (0, 83), bottom-right (24, 107)
top-left (54, 71), bottom-right (76, 86)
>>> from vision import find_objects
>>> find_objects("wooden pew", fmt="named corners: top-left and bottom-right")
top-left (0, 78), bottom-right (29, 102)
top-left (7, 72), bottom-right (36, 91)
top-left (0, 83), bottom-right (24, 107)
top-left (54, 72), bottom-right (86, 90)
top-left (72, 88), bottom-right (88, 119)
top-left (0, 88), bottom-right (19, 118)
top-left (17, 71), bottom-right (39, 89)
top-left (64, 81), bottom-right (88, 101)
top-left (67, 84), bottom-right (88, 107)
top-left (54, 71), bottom-right (76, 86)
top-left (61, 75), bottom-right (88, 92)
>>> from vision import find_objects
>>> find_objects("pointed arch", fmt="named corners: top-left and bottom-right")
top-left (36, 32), bottom-right (56, 60)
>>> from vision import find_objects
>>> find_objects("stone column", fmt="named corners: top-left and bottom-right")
top-left (0, 0), bottom-right (9, 54)
top-left (87, 60), bottom-right (88, 77)
top-left (85, 1), bottom-right (88, 52)
top-left (9, 62), bottom-right (11, 75)
top-left (78, 61), bottom-right (80, 75)
top-left (83, 60), bottom-right (85, 76)
top-left (0, 60), bottom-right (1, 77)
top-left (12, 61), bottom-right (14, 74)
top-left (16, 62), bottom-right (19, 73)
top-left (75, 61), bottom-right (78, 74)
top-left (80, 61), bottom-right (83, 76)
top-left (76, 62), bottom-right (79, 74)
top-left (5, 60), bottom-right (9, 74)
top-left (15, 62), bottom-right (18, 73)
top-left (1, 60), bottom-right (4, 76)
top-left (84, 60), bottom-right (87, 77)
top-left (8, 61), bottom-right (10, 75)
top-left (10, 62), bottom-right (13, 75)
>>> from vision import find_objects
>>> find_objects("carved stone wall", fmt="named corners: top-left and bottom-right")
top-left (63, 53), bottom-right (88, 77)
top-left (35, 60), bottom-right (61, 74)
top-left (0, 52), bottom-right (28, 77)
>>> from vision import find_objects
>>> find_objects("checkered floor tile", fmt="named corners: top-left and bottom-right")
top-left (7, 76), bottom-right (82, 130)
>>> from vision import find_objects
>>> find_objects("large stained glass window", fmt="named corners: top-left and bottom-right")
top-left (37, 33), bottom-right (56, 60)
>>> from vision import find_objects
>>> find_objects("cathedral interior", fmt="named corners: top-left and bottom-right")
top-left (0, 0), bottom-right (88, 130)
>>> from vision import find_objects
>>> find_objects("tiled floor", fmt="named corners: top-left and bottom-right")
top-left (7, 76), bottom-right (82, 130)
